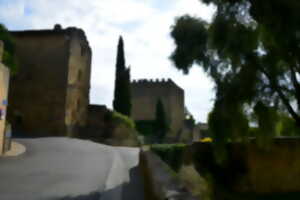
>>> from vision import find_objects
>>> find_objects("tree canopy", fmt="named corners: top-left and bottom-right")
top-left (171, 0), bottom-right (300, 144)
top-left (0, 24), bottom-right (17, 72)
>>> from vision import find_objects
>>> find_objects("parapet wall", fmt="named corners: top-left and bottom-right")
top-left (192, 138), bottom-right (300, 194)
top-left (139, 150), bottom-right (198, 200)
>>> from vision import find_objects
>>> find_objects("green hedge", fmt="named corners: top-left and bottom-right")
top-left (150, 143), bottom-right (187, 172)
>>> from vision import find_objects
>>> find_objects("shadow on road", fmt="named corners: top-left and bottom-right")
top-left (56, 192), bottom-right (101, 200)
top-left (55, 166), bottom-right (145, 200)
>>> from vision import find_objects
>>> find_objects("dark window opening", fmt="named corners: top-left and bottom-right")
top-left (78, 70), bottom-right (82, 81)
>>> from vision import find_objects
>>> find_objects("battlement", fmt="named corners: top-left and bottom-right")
top-left (131, 78), bottom-right (183, 91)
top-left (132, 78), bottom-right (171, 83)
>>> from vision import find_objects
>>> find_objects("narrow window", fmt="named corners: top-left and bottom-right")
top-left (78, 70), bottom-right (82, 81)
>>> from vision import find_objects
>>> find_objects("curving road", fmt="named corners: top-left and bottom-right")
top-left (0, 138), bottom-right (144, 200)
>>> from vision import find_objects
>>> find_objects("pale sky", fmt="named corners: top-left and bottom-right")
top-left (0, 0), bottom-right (216, 122)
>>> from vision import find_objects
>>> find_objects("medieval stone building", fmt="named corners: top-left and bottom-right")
top-left (131, 78), bottom-right (185, 141)
top-left (0, 41), bottom-right (10, 154)
top-left (8, 26), bottom-right (91, 137)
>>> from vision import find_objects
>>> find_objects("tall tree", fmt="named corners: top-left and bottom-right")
top-left (123, 66), bottom-right (132, 115)
top-left (170, 1), bottom-right (300, 144)
top-left (113, 36), bottom-right (131, 116)
top-left (155, 99), bottom-right (169, 143)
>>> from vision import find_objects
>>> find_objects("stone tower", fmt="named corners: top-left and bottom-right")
top-left (131, 79), bottom-right (185, 141)
top-left (8, 26), bottom-right (92, 137)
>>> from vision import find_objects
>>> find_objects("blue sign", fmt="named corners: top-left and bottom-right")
top-left (2, 100), bottom-right (7, 106)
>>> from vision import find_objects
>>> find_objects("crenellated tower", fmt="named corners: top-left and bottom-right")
top-left (131, 78), bottom-right (185, 141)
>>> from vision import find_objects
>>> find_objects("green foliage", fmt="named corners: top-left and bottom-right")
top-left (208, 100), bottom-right (250, 161)
top-left (123, 67), bottom-right (131, 115)
top-left (0, 24), bottom-right (17, 72)
top-left (170, 0), bottom-right (300, 152)
top-left (154, 99), bottom-right (169, 142)
top-left (249, 111), bottom-right (300, 142)
top-left (111, 111), bottom-right (135, 129)
top-left (278, 113), bottom-right (300, 136)
top-left (252, 102), bottom-right (280, 147)
top-left (136, 120), bottom-right (160, 144)
top-left (135, 100), bottom-right (170, 143)
top-left (113, 36), bottom-right (132, 116)
top-left (136, 120), bottom-right (156, 136)
top-left (170, 16), bottom-right (209, 74)
top-left (150, 143), bottom-right (187, 172)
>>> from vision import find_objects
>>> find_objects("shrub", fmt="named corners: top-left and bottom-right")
top-left (150, 143), bottom-right (187, 172)
top-left (111, 111), bottom-right (135, 129)
top-left (135, 120), bottom-right (156, 136)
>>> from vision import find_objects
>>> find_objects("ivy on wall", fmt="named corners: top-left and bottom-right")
top-left (0, 24), bottom-right (17, 73)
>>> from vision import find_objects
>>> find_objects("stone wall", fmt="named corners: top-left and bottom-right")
top-left (80, 105), bottom-right (139, 147)
top-left (8, 27), bottom-right (91, 137)
top-left (131, 79), bottom-right (185, 141)
top-left (139, 150), bottom-right (198, 200)
top-left (192, 139), bottom-right (300, 194)
top-left (65, 28), bottom-right (91, 136)
top-left (0, 41), bottom-right (10, 154)
top-left (83, 105), bottom-right (112, 142)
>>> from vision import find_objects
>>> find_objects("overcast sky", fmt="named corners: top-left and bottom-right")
top-left (0, 0), bottom-right (216, 122)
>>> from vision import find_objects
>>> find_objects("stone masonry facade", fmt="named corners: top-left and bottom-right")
top-left (0, 41), bottom-right (10, 154)
top-left (8, 26), bottom-right (91, 137)
top-left (131, 79), bottom-right (185, 141)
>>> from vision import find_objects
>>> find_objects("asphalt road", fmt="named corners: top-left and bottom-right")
top-left (0, 137), bottom-right (144, 200)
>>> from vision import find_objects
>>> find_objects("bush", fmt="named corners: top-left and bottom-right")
top-left (80, 110), bottom-right (139, 147)
top-left (278, 114), bottom-right (300, 136)
top-left (135, 120), bottom-right (156, 136)
top-left (111, 111), bottom-right (135, 129)
top-left (0, 24), bottom-right (17, 73)
top-left (150, 143), bottom-right (187, 172)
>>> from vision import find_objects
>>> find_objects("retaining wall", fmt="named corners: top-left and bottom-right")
top-left (192, 139), bottom-right (300, 194)
top-left (140, 150), bottom-right (198, 200)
